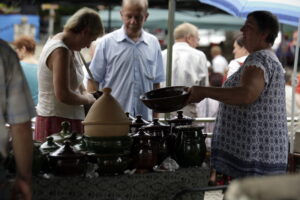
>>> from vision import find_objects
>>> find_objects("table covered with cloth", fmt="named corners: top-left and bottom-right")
top-left (32, 167), bottom-right (209, 200)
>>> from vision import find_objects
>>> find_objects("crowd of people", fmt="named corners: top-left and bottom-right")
top-left (1, 0), bottom-right (299, 198)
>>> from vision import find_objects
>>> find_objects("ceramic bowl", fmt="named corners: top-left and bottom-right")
top-left (140, 86), bottom-right (189, 113)
top-left (83, 135), bottom-right (132, 154)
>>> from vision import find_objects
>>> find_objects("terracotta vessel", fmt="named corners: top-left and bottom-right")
top-left (82, 88), bottom-right (130, 137)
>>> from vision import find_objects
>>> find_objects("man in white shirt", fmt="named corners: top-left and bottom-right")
top-left (162, 23), bottom-right (208, 117)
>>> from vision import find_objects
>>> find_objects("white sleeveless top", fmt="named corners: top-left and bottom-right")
top-left (36, 39), bottom-right (85, 120)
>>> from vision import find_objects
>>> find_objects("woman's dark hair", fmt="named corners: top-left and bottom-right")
top-left (247, 10), bottom-right (279, 45)
top-left (235, 34), bottom-right (244, 47)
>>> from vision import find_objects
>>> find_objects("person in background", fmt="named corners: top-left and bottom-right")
top-left (284, 69), bottom-right (300, 132)
top-left (87, 0), bottom-right (165, 121)
top-left (161, 23), bottom-right (208, 117)
top-left (196, 72), bottom-right (223, 133)
top-left (210, 45), bottom-right (228, 75)
top-left (188, 11), bottom-right (288, 179)
top-left (196, 72), bottom-right (223, 186)
top-left (226, 34), bottom-right (249, 78)
top-left (13, 35), bottom-right (39, 106)
top-left (34, 7), bottom-right (104, 142)
top-left (286, 30), bottom-right (299, 68)
top-left (0, 39), bottom-right (35, 200)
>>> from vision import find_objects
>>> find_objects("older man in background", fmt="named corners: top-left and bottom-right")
top-left (161, 23), bottom-right (208, 117)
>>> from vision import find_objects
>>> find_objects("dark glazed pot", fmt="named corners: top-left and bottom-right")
top-left (166, 111), bottom-right (194, 157)
top-left (141, 119), bottom-right (170, 164)
top-left (51, 121), bottom-right (73, 144)
top-left (130, 115), bottom-right (149, 134)
top-left (131, 130), bottom-right (156, 171)
top-left (40, 137), bottom-right (60, 154)
top-left (48, 140), bottom-right (86, 176)
top-left (166, 111), bottom-right (194, 128)
top-left (175, 125), bottom-right (207, 167)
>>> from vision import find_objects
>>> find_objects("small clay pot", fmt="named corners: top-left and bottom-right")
top-left (48, 141), bottom-right (86, 176)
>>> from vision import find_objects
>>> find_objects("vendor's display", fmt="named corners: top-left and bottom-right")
top-left (5, 87), bottom-right (208, 177)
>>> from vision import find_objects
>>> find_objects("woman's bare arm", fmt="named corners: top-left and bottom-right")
top-left (188, 66), bottom-right (265, 105)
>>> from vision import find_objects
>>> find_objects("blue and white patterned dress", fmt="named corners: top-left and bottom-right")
top-left (211, 49), bottom-right (289, 178)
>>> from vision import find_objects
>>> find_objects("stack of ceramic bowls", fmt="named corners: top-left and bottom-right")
top-left (82, 88), bottom-right (132, 175)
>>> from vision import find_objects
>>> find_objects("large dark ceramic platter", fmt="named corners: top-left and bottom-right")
top-left (140, 86), bottom-right (189, 113)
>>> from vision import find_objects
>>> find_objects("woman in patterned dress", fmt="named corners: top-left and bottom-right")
top-left (188, 10), bottom-right (288, 178)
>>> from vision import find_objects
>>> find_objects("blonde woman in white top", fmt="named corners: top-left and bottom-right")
top-left (34, 7), bottom-right (104, 141)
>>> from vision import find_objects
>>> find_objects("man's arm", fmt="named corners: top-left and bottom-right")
top-left (10, 121), bottom-right (33, 200)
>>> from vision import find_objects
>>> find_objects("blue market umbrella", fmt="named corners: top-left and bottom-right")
top-left (199, 0), bottom-right (300, 153)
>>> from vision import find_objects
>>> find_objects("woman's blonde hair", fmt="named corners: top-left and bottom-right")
top-left (64, 7), bottom-right (104, 37)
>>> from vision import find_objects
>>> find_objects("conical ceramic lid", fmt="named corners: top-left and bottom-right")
top-left (83, 88), bottom-right (130, 125)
